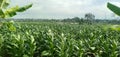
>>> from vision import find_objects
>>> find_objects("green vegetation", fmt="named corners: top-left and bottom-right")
top-left (0, 0), bottom-right (32, 18)
top-left (107, 2), bottom-right (120, 31)
top-left (0, 22), bottom-right (119, 57)
top-left (107, 2), bottom-right (120, 16)
top-left (0, 0), bottom-right (32, 31)
top-left (0, 1), bottom-right (119, 57)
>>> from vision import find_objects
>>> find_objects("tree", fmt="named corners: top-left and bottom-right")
top-left (71, 17), bottom-right (80, 22)
top-left (85, 13), bottom-right (95, 20)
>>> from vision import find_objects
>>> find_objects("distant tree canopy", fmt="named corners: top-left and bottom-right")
top-left (62, 17), bottom-right (80, 22)
top-left (71, 17), bottom-right (80, 22)
top-left (85, 13), bottom-right (95, 20)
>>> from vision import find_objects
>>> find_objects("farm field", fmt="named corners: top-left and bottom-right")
top-left (0, 22), bottom-right (119, 57)
top-left (0, 0), bottom-right (120, 57)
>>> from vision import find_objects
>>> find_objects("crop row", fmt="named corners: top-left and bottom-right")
top-left (0, 22), bottom-right (119, 57)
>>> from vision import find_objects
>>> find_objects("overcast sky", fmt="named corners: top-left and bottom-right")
top-left (11, 0), bottom-right (120, 19)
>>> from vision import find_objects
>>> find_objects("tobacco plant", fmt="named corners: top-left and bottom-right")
top-left (107, 2), bottom-right (120, 16)
top-left (0, 0), bottom-right (32, 31)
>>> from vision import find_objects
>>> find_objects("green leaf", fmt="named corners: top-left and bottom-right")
top-left (7, 21), bottom-right (16, 31)
top-left (17, 4), bottom-right (33, 12)
top-left (0, 0), bottom-right (4, 8)
top-left (0, 34), bottom-right (4, 47)
top-left (41, 51), bottom-right (51, 56)
top-left (4, 4), bottom-right (32, 18)
top-left (23, 55), bottom-right (29, 57)
top-left (4, 6), bottom-right (19, 17)
top-left (107, 2), bottom-right (120, 16)
top-left (90, 47), bottom-right (95, 50)
top-left (0, 0), bottom-right (9, 9)
top-left (2, 0), bottom-right (10, 9)
top-left (8, 25), bottom-right (16, 31)
top-left (0, 9), bottom-right (4, 18)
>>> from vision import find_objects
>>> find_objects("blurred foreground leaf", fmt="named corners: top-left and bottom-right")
top-left (107, 2), bottom-right (120, 16)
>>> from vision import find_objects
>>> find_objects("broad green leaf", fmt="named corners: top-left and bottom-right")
top-left (8, 24), bottom-right (16, 31)
top-left (6, 21), bottom-right (16, 31)
top-left (107, 2), bottom-right (120, 16)
top-left (41, 51), bottom-right (51, 56)
top-left (90, 47), bottom-right (95, 50)
top-left (17, 4), bottom-right (33, 12)
top-left (4, 4), bottom-right (32, 18)
top-left (30, 35), bottom-right (35, 43)
top-left (23, 55), bottom-right (29, 57)
top-left (4, 6), bottom-right (19, 17)
top-left (0, 9), bottom-right (4, 18)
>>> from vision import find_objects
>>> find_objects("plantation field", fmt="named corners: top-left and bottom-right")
top-left (0, 22), bottom-right (120, 57)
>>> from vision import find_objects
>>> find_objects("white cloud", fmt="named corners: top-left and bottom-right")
top-left (11, 0), bottom-right (120, 19)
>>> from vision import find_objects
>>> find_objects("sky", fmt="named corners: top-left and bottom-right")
top-left (11, 0), bottom-right (120, 19)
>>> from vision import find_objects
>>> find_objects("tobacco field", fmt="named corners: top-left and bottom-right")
top-left (0, 22), bottom-right (119, 57)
